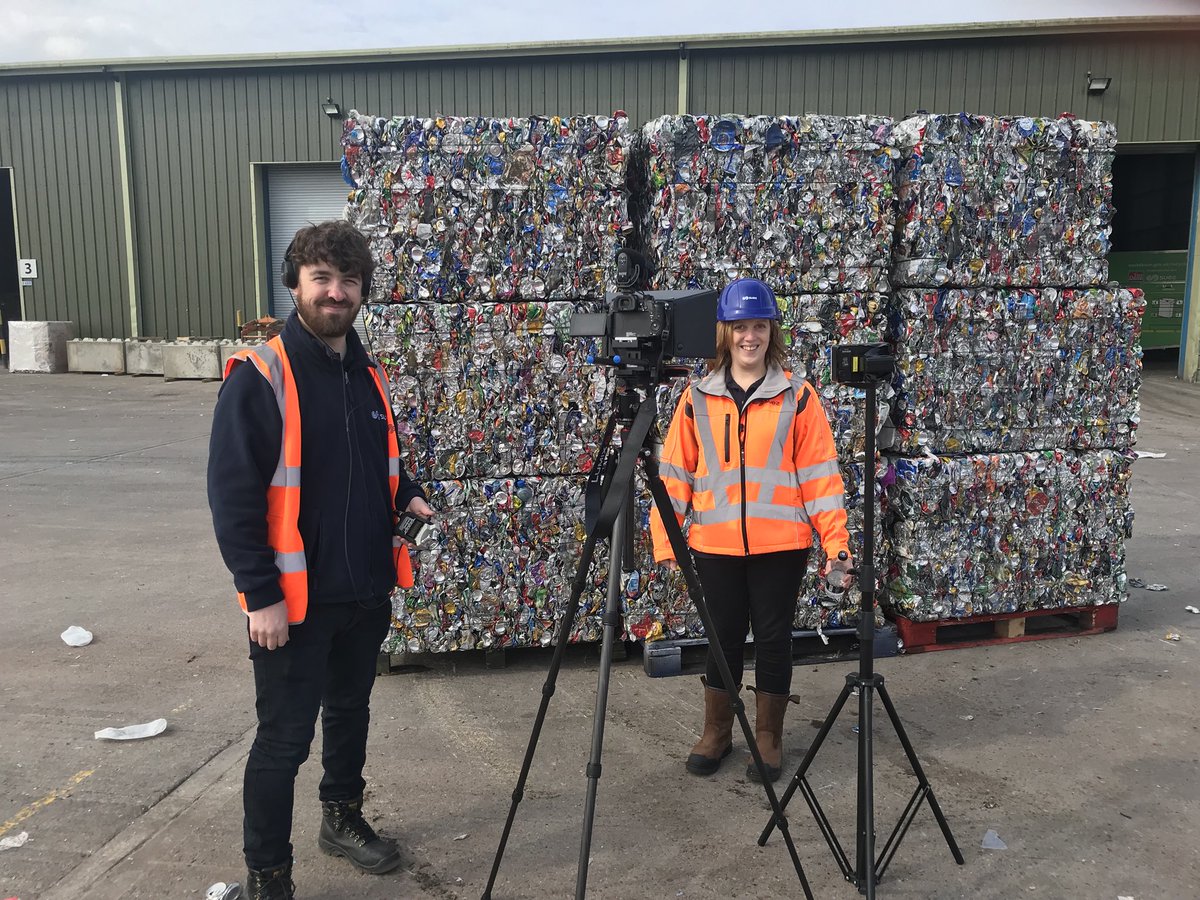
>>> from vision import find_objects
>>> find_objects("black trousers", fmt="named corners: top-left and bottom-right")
top-left (693, 549), bottom-right (809, 696)
top-left (243, 599), bottom-right (392, 870)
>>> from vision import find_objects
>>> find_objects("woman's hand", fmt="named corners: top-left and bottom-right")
top-left (822, 554), bottom-right (854, 588)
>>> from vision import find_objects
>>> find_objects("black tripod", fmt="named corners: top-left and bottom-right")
top-left (757, 361), bottom-right (964, 897)
top-left (483, 374), bottom-right (816, 900)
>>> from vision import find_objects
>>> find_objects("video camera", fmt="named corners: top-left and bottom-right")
top-left (831, 343), bottom-right (895, 385)
top-left (570, 249), bottom-right (718, 380)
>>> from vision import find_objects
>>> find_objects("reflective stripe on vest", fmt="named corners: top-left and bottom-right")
top-left (224, 338), bottom-right (412, 624)
top-left (368, 359), bottom-right (414, 592)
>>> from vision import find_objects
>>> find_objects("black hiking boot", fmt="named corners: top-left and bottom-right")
top-left (245, 860), bottom-right (294, 900)
top-left (318, 797), bottom-right (402, 874)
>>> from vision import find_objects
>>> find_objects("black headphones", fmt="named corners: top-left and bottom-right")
top-left (280, 238), bottom-right (372, 298)
top-left (280, 238), bottom-right (300, 290)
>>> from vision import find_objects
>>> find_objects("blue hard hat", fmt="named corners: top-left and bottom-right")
top-left (717, 278), bottom-right (780, 322)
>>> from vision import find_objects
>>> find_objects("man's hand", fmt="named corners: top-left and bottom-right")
top-left (406, 496), bottom-right (434, 520)
top-left (662, 560), bottom-right (679, 571)
top-left (247, 600), bottom-right (290, 650)
top-left (400, 497), bottom-right (436, 549)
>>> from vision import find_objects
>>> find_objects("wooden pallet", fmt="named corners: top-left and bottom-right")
top-left (894, 604), bottom-right (1119, 654)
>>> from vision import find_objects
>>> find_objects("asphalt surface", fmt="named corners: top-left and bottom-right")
top-left (1, 367), bottom-right (1197, 900)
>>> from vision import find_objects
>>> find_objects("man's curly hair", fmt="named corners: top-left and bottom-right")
top-left (288, 221), bottom-right (374, 283)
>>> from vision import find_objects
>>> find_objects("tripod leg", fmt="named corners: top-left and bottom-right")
top-left (759, 678), bottom-right (855, 874)
top-left (575, 494), bottom-right (628, 899)
top-left (876, 681), bottom-right (964, 866)
top-left (644, 456), bottom-right (815, 900)
top-left (857, 684), bottom-right (876, 899)
top-left (486, 395), bottom-right (654, 899)
top-left (482, 525), bottom-right (602, 900)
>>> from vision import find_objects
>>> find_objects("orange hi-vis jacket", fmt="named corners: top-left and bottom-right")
top-left (224, 336), bottom-right (413, 625)
top-left (650, 366), bottom-right (850, 562)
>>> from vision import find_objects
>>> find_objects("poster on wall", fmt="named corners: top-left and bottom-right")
top-left (1109, 250), bottom-right (1187, 350)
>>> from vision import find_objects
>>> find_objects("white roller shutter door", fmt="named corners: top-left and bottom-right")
top-left (266, 164), bottom-right (368, 343)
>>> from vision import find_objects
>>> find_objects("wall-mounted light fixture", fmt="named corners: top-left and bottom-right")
top-left (1086, 72), bottom-right (1111, 95)
top-left (321, 97), bottom-right (342, 118)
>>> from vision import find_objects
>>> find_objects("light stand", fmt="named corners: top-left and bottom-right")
top-left (483, 373), bottom-right (815, 900)
top-left (757, 344), bottom-right (964, 897)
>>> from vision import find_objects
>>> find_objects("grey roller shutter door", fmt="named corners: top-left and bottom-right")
top-left (266, 164), bottom-right (369, 343)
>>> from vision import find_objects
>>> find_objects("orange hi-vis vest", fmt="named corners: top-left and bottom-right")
top-left (650, 366), bottom-right (850, 562)
top-left (224, 336), bottom-right (413, 624)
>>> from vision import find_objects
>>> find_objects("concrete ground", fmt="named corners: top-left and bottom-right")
top-left (0, 367), bottom-right (1197, 900)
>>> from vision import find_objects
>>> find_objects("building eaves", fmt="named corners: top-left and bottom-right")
top-left (1, 16), bottom-right (1197, 77)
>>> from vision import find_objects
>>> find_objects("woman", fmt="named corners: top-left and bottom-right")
top-left (650, 277), bottom-right (853, 782)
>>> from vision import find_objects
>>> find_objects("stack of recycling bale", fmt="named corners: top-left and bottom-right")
top-left (621, 114), bottom-right (900, 641)
top-left (883, 114), bottom-right (1142, 625)
top-left (344, 112), bottom-right (633, 652)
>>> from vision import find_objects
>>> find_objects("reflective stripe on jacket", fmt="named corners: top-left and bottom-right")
top-left (650, 366), bottom-right (850, 562)
top-left (224, 336), bottom-right (413, 624)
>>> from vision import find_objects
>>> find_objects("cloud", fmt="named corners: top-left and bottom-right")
top-left (2, 6), bottom-right (173, 62)
top-left (0, 0), bottom-right (1194, 65)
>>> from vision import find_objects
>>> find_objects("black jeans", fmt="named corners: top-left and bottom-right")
top-left (693, 549), bottom-right (809, 695)
top-left (243, 599), bottom-right (392, 870)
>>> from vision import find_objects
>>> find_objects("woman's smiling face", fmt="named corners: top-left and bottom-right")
top-left (730, 318), bottom-right (772, 372)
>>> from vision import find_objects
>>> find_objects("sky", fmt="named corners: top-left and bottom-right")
top-left (2, 0), bottom-right (1198, 65)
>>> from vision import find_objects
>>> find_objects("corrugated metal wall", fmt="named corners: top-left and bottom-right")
top-left (1, 31), bottom-right (1198, 339)
top-left (686, 32), bottom-right (1200, 142)
top-left (0, 75), bottom-right (129, 335)
top-left (122, 52), bottom-right (677, 340)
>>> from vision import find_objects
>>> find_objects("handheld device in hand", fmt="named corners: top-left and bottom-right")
top-left (823, 550), bottom-right (851, 604)
top-left (394, 511), bottom-right (433, 545)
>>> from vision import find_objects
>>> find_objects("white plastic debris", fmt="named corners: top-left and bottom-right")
top-left (61, 626), bottom-right (94, 647)
top-left (1135, 451), bottom-right (1166, 459)
top-left (981, 829), bottom-right (1007, 850)
top-left (1147, 584), bottom-right (1169, 592)
top-left (206, 882), bottom-right (243, 900)
top-left (94, 718), bottom-right (168, 741)
top-left (453, 833), bottom-right (469, 841)
top-left (0, 830), bottom-right (29, 850)
top-left (1185, 606), bottom-right (1199, 615)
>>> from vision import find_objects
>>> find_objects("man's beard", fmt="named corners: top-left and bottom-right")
top-left (296, 295), bottom-right (360, 338)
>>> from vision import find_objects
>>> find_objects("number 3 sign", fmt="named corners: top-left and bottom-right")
top-left (19, 258), bottom-right (38, 278)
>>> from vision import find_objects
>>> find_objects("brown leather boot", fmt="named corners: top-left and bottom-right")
top-left (685, 676), bottom-right (737, 776)
top-left (745, 685), bottom-right (798, 782)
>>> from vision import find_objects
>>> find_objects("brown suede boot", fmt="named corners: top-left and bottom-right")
top-left (745, 685), bottom-right (798, 782)
top-left (685, 676), bottom-right (737, 776)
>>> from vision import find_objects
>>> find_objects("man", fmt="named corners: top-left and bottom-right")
top-left (208, 221), bottom-right (433, 899)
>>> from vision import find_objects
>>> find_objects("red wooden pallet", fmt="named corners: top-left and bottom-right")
top-left (894, 604), bottom-right (1119, 654)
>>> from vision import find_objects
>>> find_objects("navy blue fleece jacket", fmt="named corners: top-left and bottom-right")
top-left (207, 312), bottom-right (425, 611)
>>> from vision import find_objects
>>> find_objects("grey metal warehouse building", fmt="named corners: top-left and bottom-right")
top-left (1, 15), bottom-right (1199, 378)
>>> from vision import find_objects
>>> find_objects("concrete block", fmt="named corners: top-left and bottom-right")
top-left (161, 341), bottom-right (221, 381)
top-left (124, 339), bottom-right (166, 376)
top-left (8, 321), bottom-right (75, 373)
top-left (67, 338), bottom-right (127, 374)
top-left (218, 341), bottom-right (255, 371)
